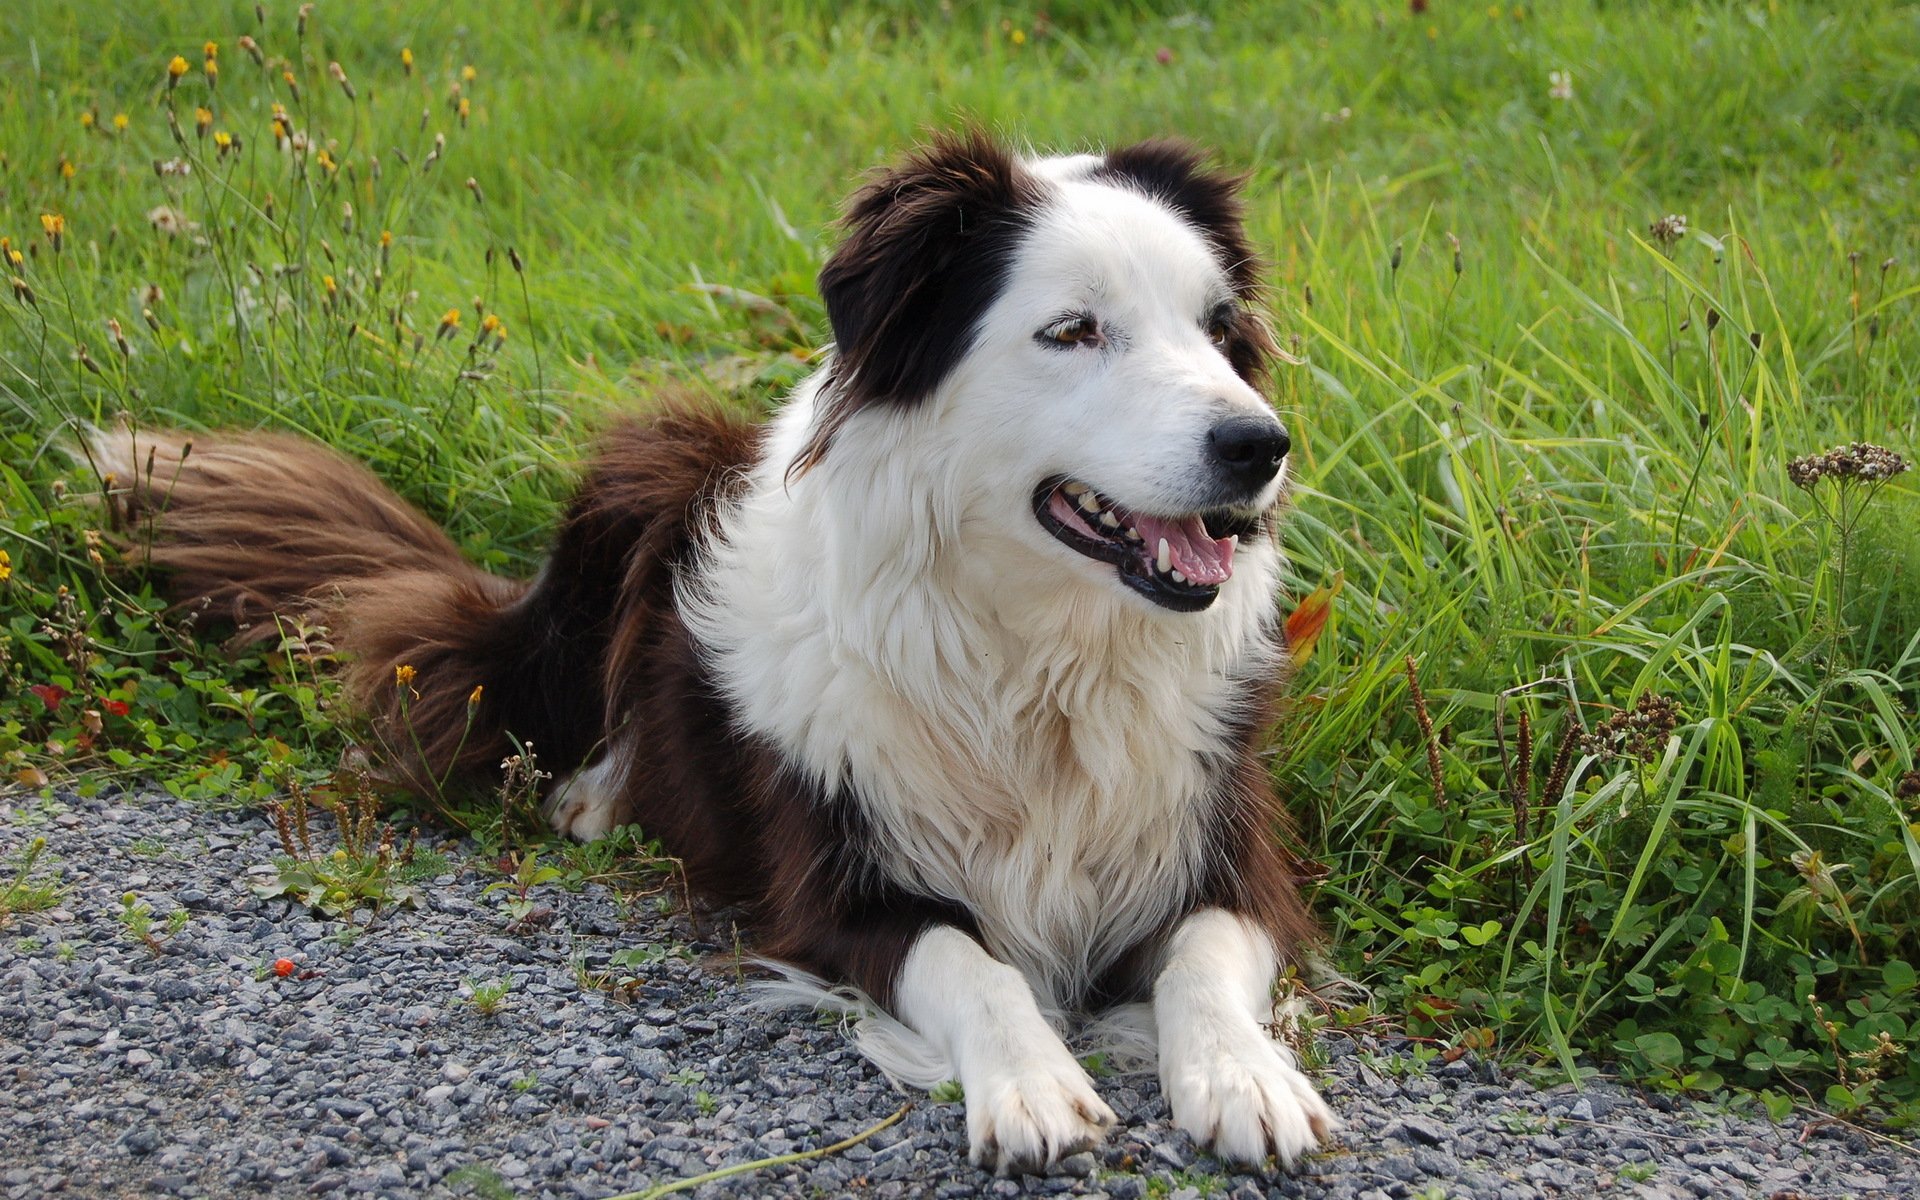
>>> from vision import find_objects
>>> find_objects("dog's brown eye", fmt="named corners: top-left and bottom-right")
top-left (1206, 311), bottom-right (1235, 348)
top-left (1039, 316), bottom-right (1100, 348)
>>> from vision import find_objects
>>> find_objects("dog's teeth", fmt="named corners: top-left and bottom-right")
top-left (1124, 528), bottom-right (1142, 542)
top-left (1078, 493), bottom-right (1103, 515)
top-left (1062, 481), bottom-right (1089, 498)
top-left (1156, 538), bottom-right (1171, 574)
top-left (1169, 568), bottom-right (1186, 584)
top-left (1099, 511), bottom-right (1120, 530)
top-left (1226, 534), bottom-right (1239, 549)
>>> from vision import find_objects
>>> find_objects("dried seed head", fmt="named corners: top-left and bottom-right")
top-left (1896, 770), bottom-right (1920, 801)
top-left (1582, 692), bottom-right (1681, 764)
top-left (239, 35), bottom-right (264, 66)
top-left (1705, 308), bottom-right (1720, 332)
top-left (329, 62), bottom-right (355, 100)
top-left (1648, 213), bottom-right (1687, 250)
top-left (507, 246), bottom-right (524, 274)
top-left (1786, 443), bottom-right (1910, 490)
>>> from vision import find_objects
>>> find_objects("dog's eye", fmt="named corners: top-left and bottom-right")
top-left (1038, 315), bottom-right (1101, 348)
top-left (1205, 312), bottom-right (1235, 348)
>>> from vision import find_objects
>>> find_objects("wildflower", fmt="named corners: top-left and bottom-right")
top-left (112, 113), bottom-right (129, 132)
top-left (58, 156), bottom-right (76, 181)
top-left (282, 69), bottom-right (300, 102)
top-left (107, 317), bottom-right (130, 357)
top-left (204, 40), bottom-right (218, 60)
top-left (0, 237), bottom-right (17, 267)
top-left (458, 96), bottom-right (471, 126)
top-left (0, 548), bottom-right (10, 582)
top-left (298, 3), bottom-right (314, 36)
top-left (394, 663), bottom-right (417, 687)
top-left (316, 148), bottom-right (337, 174)
top-left (401, 47), bottom-right (414, 75)
top-left (323, 274), bottom-right (337, 297)
top-left (1154, 47), bottom-right (1173, 65)
top-left (1582, 693), bottom-right (1681, 763)
top-left (239, 35), bottom-right (264, 66)
top-left (461, 63), bottom-right (477, 82)
top-left (10, 277), bottom-right (34, 306)
top-left (214, 130), bottom-right (234, 154)
top-left (28, 683), bottom-right (68, 711)
top-left (1010, 28), bottom-right (1026, 45)
top-left (436, 308), bottom-right (461, 340)
top-left (167, 55), bottom-right (189, 85)
top-left (468, 684), bottom-right (484, 705)
top-left (329, 61), bottom-right (355, 100)
top-left (204, 56), bottom-right (218, 86)
top-left (271, 115), bottom-right (290, 143)
top-left (195, 106), bottom-right (213, 137)
top-left (1649, 214), bottom-right (1688, 252)
top-left (1548, 69), bottom-right (1572, 101)
top-left (465, 176), bottom-right (483, 204)
top-left (80, 110), bottom-right (96, 129)
top-left (380, 229), bottom-right (393, 248)
top-left (102, 698), bottom-right (130, 717)
top-left (480, 313), bottom-right (503, 336)
top-left (1787, 443), bottom-right (1910, 490)
top-left (40, 212), bottom-right (65, 251)
top-left (273, 957), bottom-right (295, 977)
top-left (146, 204), bottom-right (188, 235)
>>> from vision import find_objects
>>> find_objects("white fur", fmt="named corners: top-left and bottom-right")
top-left (895, 927), bottom-right (1116, 1173)
top-left (546, 755), bottom-right (624, 841)
top-left (681, 150), bottom-right (1323, 1168)
top-left (1155, 909), bottom-right (1337, 1166)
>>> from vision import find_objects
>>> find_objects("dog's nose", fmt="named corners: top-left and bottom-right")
top-left (1207, 415), bottom-right (1290, 488)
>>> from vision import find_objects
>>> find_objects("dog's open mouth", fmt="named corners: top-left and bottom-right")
top-left (1032, 476), bottom-right (1260, 613)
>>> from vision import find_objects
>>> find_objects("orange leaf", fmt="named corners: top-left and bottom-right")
top-left (1283, 571), bottom-right (1344, 666)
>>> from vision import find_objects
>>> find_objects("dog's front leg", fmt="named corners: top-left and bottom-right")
top-left (1154, 908), bottom-right (1336, 1167)
top-left (895, 925), bottom-right (1116, 1173)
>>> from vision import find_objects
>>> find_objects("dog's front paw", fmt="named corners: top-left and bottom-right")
top-left (964, 1059), bottom-right (1116, 1175)
top-left (1161, 1027), bottom-right (1335, 1168)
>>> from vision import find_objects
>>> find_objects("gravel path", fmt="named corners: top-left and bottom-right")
top-left (2, 787), bottom-right (1914, 1200)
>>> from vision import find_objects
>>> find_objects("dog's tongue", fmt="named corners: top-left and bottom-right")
top-left (1133, 512), bottom-right (1236, 585)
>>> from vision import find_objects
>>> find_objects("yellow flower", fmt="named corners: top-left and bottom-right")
top-left (205, 58), bottom-right (219, 84)
top-left (480, 313), bottom-right (503, 335)
top-left (323, 274), bottom-right (337, 294)
top-left (467, 685), bottom-right (484, 706)
top-left (59, 157), bottom-right (76, 180)
top-left (316, 148), bottom-right (337, 173)
top-left (203, 40), bottom-right (218, 59)
top-left (80, 111), bottom-right (96, 129)
top-left (195, 106), bottom-right (213, 135)
top-left (0, 549), bottom-right (12, 583)
top-left (394, 664), bottom-right (416, 687)
top-left (168, 54), bottom-right (189, 79)
top-left (379, 229), bottom-right (393, 247)
top-left (214, 130), bottom-right (233, 151)
top-left (1010, 28), bottom-right (1026, 45)
top-left (112, 113), bottom-right (129, 132)
top-left (401, 47), bottom-right (414, 74)
top-left (461, 64), bottom-right (477, 81)
top-left (457, 96), bottom-right (470, 123)
top-left (40, 212), bottom-right (65, 242)
top-left (439, 308), bottom-right (460, 330)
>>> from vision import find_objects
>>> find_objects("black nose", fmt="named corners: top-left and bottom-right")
top-left (1207, 415), bottom-right (1290, 488)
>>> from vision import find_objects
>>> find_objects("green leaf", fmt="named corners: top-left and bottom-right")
top-left (1633, 1032), bottom-right (1685, 1069)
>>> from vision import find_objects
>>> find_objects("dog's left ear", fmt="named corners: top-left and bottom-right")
top-left (1094, 140), bottom-right (1275, 386)
top-left (802, 130), bottom-right (1039, 471)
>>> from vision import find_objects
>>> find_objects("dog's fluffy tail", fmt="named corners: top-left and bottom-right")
top-left (93, 426), bottom-right (534, 792)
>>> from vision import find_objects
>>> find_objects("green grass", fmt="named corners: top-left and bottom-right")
top-left (3, 0), bottom-right (1917, 1121)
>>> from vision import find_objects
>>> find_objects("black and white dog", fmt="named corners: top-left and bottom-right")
top-left (107, 131), bottom-right (1335, 1172)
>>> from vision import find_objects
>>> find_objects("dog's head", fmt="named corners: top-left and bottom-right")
top-left (808, 131), bottom-right (1288, 615)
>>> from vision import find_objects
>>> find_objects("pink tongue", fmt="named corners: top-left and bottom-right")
top-left (1131, 512), bottom-right (1236, 586)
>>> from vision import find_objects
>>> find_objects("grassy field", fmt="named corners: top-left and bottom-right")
top-left (3, 0), bottom-right (1918, 1125)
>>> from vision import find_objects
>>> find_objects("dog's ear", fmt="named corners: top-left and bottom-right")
top-left (802, 130), bottom-right (1039, 472)
top-left (1094, 140), bottom-right (1275, 386)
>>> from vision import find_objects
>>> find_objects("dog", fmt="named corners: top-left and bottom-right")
top-left (99, 130), bottom-right (1336, 1173)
